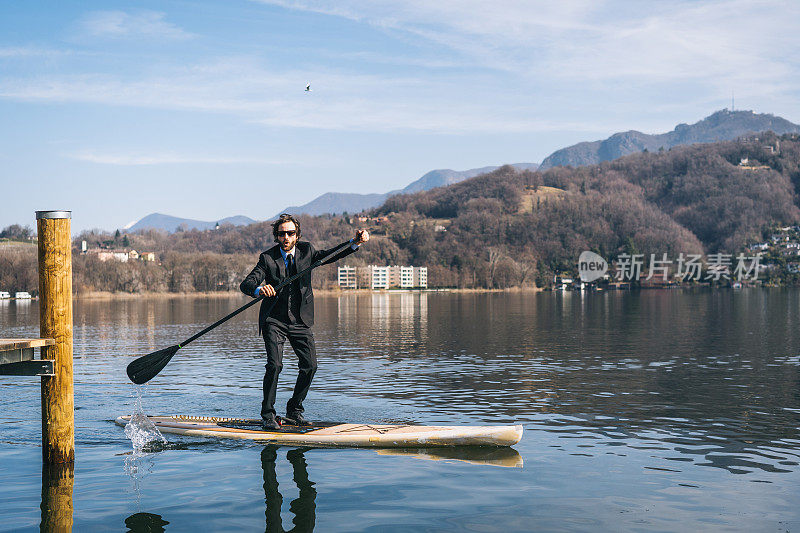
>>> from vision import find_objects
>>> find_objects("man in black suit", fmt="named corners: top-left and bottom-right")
top-left (240, 213), bottom-right (369, 430)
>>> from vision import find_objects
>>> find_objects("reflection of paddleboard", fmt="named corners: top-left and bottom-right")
top-left (375, 446), bottom-right (523, 468)
top-left (115, 415), bottom-right (523, 448)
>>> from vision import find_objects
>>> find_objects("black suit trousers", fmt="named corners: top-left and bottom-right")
top-left (261, 318), bottom-right (318, 419)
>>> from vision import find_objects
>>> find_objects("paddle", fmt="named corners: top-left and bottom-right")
top-left (126, 239), bottom-right (354, 384)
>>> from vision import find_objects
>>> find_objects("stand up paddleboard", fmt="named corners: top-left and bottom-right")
top-left (115, 415), bottom-right (523, 448)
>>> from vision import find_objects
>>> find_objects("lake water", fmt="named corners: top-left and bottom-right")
top-left (2, 290), bottom-right (800, 532)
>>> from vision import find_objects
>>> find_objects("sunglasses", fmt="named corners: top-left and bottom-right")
top-left (277, 230), bottom-right (297, 237)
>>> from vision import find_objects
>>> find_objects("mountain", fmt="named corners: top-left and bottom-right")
top-left (280, 192), bottom-right (390, 218)
top-left (279, 163), bottom-right (539, 216)
top-left (122, 213), bottom-right (258, 233)
top-left (539, 109), bottom-right (800, 170)
top-left (402, 164), bottom-right (539, 194)
top-left (43, 133), bottom-right (800, 295)
top-left (286, 110), bottom-right (800, 215)
top-left (378, 131), bottom-right (800, 266)
top-left (121, 164), bottom-right (541, 232)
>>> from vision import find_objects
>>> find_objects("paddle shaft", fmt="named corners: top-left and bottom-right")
top-left (178, 239), bottom-right (353, 348)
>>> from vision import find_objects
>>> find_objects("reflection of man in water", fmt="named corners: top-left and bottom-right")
top-left (262, 446), bottom-right (316, 532)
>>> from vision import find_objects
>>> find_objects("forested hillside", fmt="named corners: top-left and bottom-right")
top-left (3, 133), bottom-right (799, 293)
top-left (373, 132), bottom-right (800, 283)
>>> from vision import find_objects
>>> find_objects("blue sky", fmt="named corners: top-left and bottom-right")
top-left (1, 0), bottom-right (799, 233)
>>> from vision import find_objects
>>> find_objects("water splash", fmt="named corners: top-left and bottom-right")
top-left (125, 385), bottom-right (167, 454)
top-left (124, 385), bottom-right (167, 509)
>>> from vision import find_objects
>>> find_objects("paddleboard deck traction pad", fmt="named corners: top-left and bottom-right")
top-left (174, 415), bottom-right (414, 435)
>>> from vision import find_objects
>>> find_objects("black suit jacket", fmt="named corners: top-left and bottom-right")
top-left (240, 240), bottom-right (357, 331)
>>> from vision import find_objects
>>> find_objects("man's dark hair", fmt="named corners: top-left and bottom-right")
top-left (272, 213), bottom-right (301, 242)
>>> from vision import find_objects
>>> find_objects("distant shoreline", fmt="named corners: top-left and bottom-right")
top-left (71, 287), bottom-right (544, 300)
top-left (9, 285), bottom-right (790, 301)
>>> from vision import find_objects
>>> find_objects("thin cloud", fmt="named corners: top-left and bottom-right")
top-left (79, 10), bottom-right (194, 40)
top-left (0, 66), bottom-right (604, 134)
top-left (4, 1), bottom-right (797, 136)
top-left (317, 49), bottom-right (468, 70)
top-left (0, 46), bottom-right (72, 58)
top-left (66, 150), bottom-right (290, 166)
top-left (256, 0), bottom-right (800, 87)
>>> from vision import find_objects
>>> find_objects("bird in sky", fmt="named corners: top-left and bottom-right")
top-left (305, 83), bottom-right (311, 92)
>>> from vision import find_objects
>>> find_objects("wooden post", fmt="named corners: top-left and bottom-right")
top-left (37, 210), bottom-right (74, 464)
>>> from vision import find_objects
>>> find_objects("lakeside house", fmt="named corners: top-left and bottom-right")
top-left (353, 215), bottom-right (390, 225)
top-left (85, 248), bottom-right (156, 262)
top-left (554, 276), bottom-right (574, 290)
top-left (738, 158), bottom-right (771, 170)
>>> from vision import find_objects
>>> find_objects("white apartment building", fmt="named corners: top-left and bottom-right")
top-left (413, 267), bottom-right (427, 288)
top-left (337, 265), bottom-right (358, 289)
top-left (388, 266), bottom-right (414, 288)
top-left (369, 265), bottom-right (390, 289)
top-left (338, 265), bottom-right (428, 289)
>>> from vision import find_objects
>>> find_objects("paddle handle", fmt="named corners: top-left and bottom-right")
top-left (179, 239), bottom-right (353, 348)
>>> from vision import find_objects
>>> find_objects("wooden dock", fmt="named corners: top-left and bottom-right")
top-left (0, 338), bottom-right (54, 376)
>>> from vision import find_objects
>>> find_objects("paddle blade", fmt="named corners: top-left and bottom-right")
top-left (126, 345), bottom-right (180, 384)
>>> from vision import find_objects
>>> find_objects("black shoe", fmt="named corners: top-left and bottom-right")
top-left (284, 412), bottom-right (311, 426)
top-left (261, 416), bottom-right (281, 431)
